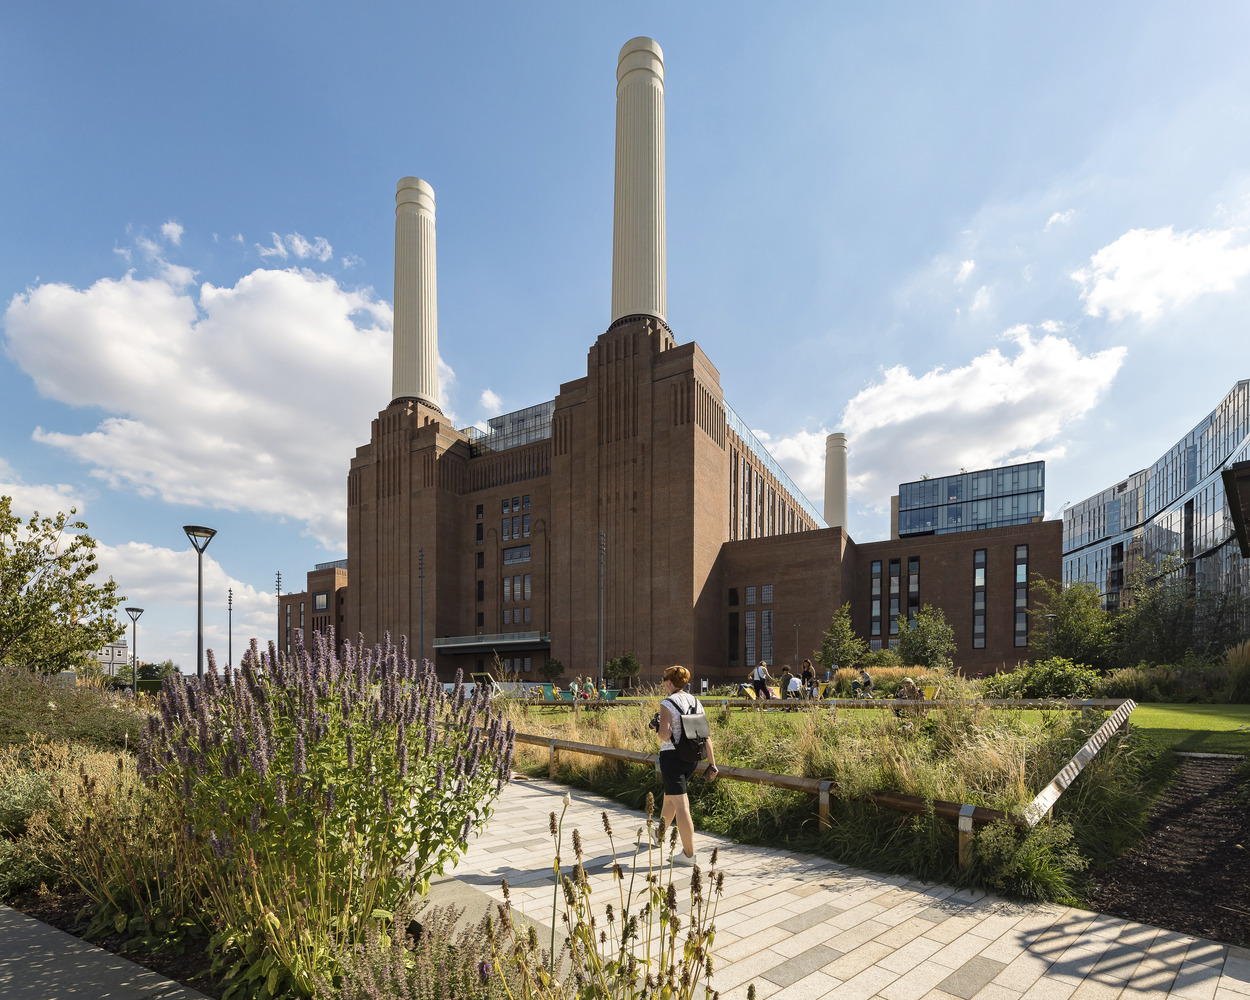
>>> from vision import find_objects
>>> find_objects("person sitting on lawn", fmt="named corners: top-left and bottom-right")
top-left (898, 677), bottom-right (923, 701)
top-left (779, 665), bottom-right (795, 699)
top-left (852, 669), bottom-right (873, 699)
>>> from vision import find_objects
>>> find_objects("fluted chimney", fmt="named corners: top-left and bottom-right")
top-left (392, 176), bottom-right (440, 411)
top-left (611, 37), bottom-right (666, 324)
top-left (824, 432), bottom-right (848, 530)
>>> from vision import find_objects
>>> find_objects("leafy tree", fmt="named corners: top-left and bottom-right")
top-left (140, 659), bottom-right (180, 681)
top-left (0, 497), bottom-right (124, 673)
top-left (1028, 576), bottom-right (1113, 670)
top-left (896, 604), bottom-right (957, 669)
top-left (1111, 567), bottom-right (1249, 669)
top-left (539, 657), bottom-right (564, 683)
top-left (815, 603), bottom-right (867, 672)
top-left (603, 651), bottom-right (642, 686)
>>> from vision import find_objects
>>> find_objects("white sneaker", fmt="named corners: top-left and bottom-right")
top-left (672, 850), bottom-right (698, 867)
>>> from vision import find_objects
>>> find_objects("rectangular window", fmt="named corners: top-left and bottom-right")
top-left (512, 496), bottom-right (520, 511)
top-left (1015, 545), bottom-right (1029, 647)
top-left (300, 603), bottom-right (304, 628)
top-left (728, 612), bottom-right (740, 668)
top-left (503, 545), bottom-right (531, 564)
top-left (728, 588), bottom-right (739, 606)
top-left (476, 612), bottom-right (484, 627)
top-left (314, 592), bottom-right (328, 611)
top-left (476, 504), bottom-right (483, 519)
top-left (502, 498), bottom-right (510, 514)
top-left (523, 607), bottom-right (532, 623)
top-left (973, 548), bottom-right (987, 649)
top-left (503, 609), bottom-right (512, 625)
top-left (870, 560), bottom-right (883, 639)
top-left (514, 575), bottom-right (521, 600)
top-left (476, 523), bottom-right (483, 545)
top-left (761, 610), bottom-right (774, 661)
top-left (746, 586), bottom-right (756, 605)
top-left (745, 611), bottom-right (757, 664)
top-left (761, 584), bottom-right (773, 604)
top-left (512, 516), bottom-right (520, 537)
top-left (476, 552), bottom-right (484, 569)
top-left (524, 656), bottom-right (532, 673)
top-left (522, 494), bottom-right (531, 510)
top-left (502, 518), bottom-right (511, 540)
top-left (523, 574), bottom-right (531, 599)
top-left (522, 513), bottom-right (530, 537)
top-left (503, 578), bottom-right (512, 602)
top-left (476, 580), bottom-right (484, 602)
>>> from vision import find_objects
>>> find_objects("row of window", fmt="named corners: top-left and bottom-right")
top-left (474, 494), bottom-right (533, 520)
top-left (727, 584), bottom-right (773, 606)
top-left (502, 574), bottom-right (532, 602)
top-left (502, 607), bottom-right (532, 625)
top-left (502, 514), bottom-right (531, 540)
top-left (971, 545), bottom-right (1029, 649)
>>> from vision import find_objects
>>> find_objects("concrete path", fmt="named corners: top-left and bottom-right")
top-left (0, 903), bottom-right (210, 1000)
top-left (453, 775), bottom-right (1250, 1000)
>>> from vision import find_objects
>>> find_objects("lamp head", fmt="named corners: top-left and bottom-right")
top-left (125, 607), bottom-right (144, 622)
top-left (183, 525), bottom-right (217, 552)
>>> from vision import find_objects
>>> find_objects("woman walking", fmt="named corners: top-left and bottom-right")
top-left (653, 665), bottom-right (719, 865)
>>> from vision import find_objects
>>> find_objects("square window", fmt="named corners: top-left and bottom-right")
top-left (974, 549), bottom-right (986, 566)
top-left (1014, 635), bottom-right (1027, 647)
top-left (871, 561), bottom-right (881, 574)
top-left (974, 636), bottom-right (986, 649)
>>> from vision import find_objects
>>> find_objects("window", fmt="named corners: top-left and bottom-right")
top-left (522, 494), bottom-right (531, 510)
top-left (503, 609), bottom-right (512, 625)
top-left (761, 610), bottom-right (774, 661)
top-left (476, 504), bottom-right (483, 519)
top-left (503, 578), bottom-right (512, 602)
top-left (745, 611), bottom-right (757, 664)
top-left (502, 518), bottom-right (511, 540)
top-left (514, 575), bottom-right (521, 600)
top-left (523, 657), bottom-right (532, 673)
top-left (728, 612), bottom-right (740, 668)
top-left (524, 574), bottom-right (531, 599)
top-left (503, 498), bottom-right (510, 514)
top-left (300, 602), bottom-right (304, 628)
top-left (476, 552), bottom-right (484, 569)
top-left (503, 545), bottom-right (531, 564)
top-left (761, 584), bottom-right (773, 604)
top-left (314, 592), bottom-right (328, 611)
top-left (1015, 545), bottom-right (1029, 647)
top-left (476, 612), bottom-right (484, 627)
top-left (513, 496), bottom-right (520, 511)
top-left (728, 588), bottom-right (739, 606)
top-left (476, 580), bottom-right (485, 601)
top-left (907, 557), bottom-right (920, 621)
top-left (523, 607), bottom-right (531, 623)
top-left (746, 586), bottom-right (756, 605)
top-left (522, 513), bottom-right (530, 537)
top-left (973, 549), bottom-right (987, 649)
top-left (476, 523), bottom-right (483, 545)
top-left (870, 560), bottom-right (883, 638)
top-left (512, 516), bottom-right (520, 538)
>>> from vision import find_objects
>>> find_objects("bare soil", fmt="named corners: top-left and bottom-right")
top-left (1086, 755), bottom-right (1250, 946)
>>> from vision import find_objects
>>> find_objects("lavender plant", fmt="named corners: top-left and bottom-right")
top-left (138, 631), bottom-right (515, 999)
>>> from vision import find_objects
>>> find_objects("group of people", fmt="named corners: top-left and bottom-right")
top-left (566, 676), bottom-right (607, 700)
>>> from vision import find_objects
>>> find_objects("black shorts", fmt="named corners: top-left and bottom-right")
top-left (659, 749), bottom-right (697, 796)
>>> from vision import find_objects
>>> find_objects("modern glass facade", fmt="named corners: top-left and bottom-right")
top-left (898, 462), bottom-right (1045, 537)
top-left (462, 401), bottom-right (555, 456)
top-left (1063, 380), bottom-right (1250, 611)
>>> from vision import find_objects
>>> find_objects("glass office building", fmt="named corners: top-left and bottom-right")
top-left (1063, 380), bottom-right (1250, 611)
top-left (898, 461), bottom-right (1045, 537)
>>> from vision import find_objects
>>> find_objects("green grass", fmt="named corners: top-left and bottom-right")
top-left (1128, 703), bottom-right (1250, 754)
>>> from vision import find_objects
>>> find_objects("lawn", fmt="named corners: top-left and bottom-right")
top-left (1128, 703), bottom-right (1250, 754)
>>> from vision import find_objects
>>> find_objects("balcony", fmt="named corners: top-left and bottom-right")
top-left (432, 631), bottom-right (551, 653)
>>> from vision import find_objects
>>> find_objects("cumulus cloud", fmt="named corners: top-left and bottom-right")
top-left (970, 286), bottom-right (991, 313)
top-left (161, 221), bottom-right (184, 245)
top-left (3, 259), bottom-right (458, 549)
top-left (94, 540), bottom-right (276, 668)
top-left (956, 260), bottom-right (975, 283)
top-left (749, 427), bottom-right (829, 513)
top-left (256, 232), bottom-right (333, 263)
top-left (341, 254), bottom-right (364, 270)
top-left (1073, 225), bottom-right (1250, 320)
top-left (0, 458), bottom-right (85, 519)
top-left (1045, 210), bottom-right (1074, 231)
top-left (836, 327), bottom-right (1126, 511)
top-left (479, 388), bottom-right (503, 414)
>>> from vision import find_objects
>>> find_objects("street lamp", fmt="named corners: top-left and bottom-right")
top-left (125, 607), bottom-right (144, 693)
top-left (183, 525), bottom-right (217, 678)
top-left (1044, 613), bottom-right (1058, 658)
top-left (228, 588), bottom-right (233, 668)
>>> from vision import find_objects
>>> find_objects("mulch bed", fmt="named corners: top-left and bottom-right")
top-left (1086, 755), bottom-right (1250, 946)
top-left (7, 889), bottom-right (223, 998)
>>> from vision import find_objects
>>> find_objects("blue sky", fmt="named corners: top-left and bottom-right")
top-left (4, 3), bottom-right (1250, 668)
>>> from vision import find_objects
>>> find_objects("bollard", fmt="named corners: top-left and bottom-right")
top-left (957, 803), bottom-right (976, 869)
top-left (549, 739), bottom-right (559, 780)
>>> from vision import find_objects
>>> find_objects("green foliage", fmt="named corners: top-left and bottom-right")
top-left (815, 604), bottom-right (867, 673)
top-left (603, 651), bottom-right (641, 682)
top-left (0, 666), bottom-right (146, 751)
top-left (140, 659), bottom-right (180, 681)
top-left (861, 647), bottom-right (902, 669)
top-left (539, 658), bottom-right (565, 683)
top-left (896, 604), bottom-right (957, 669)
top-left (1225, 640), bottom-right (1250, 704)
top-left (0, 497), bottom-right (126, 673)
top-left (975, 820), bottom-right (1087, 903)
top-left (981, 657), bottom-right (1099, 699)
top-left (1028, 577), bottom-right (1112, 670)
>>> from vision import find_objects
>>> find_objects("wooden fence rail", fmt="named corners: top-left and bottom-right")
top-left (512, 698), bottom-right (1136, 869)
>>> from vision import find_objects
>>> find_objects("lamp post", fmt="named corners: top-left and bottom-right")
top-left (418, 548), bottom-right (425, 666)
top-left (183, 525), bottom-right (217, 678)
top-left (125, 607), bottom-right (144, 693)
top-left (228, 588), bottom-right (233, 668)
top-left (1044, 613), bottom-right (1058, 658)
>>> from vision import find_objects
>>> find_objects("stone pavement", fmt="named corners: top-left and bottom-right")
top-left (452, 775), bottom-right (1250, 1000)
top-left (0, 903), bottom-right (211, 1000)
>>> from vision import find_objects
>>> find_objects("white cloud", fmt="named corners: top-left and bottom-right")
top-left (161, 221), bottom-right (184, 245)
top-left (479, 388), bottom-right (503, 413)
top-left (750, 427), bottom-right (829, 512)
top-left (255, 233), bottom-right (333, 263)
top-left (4, 261), bottom-right (460, 550)
top-left (341, 254), bottom-right (364, 269)
top-left (231, 233), bottom-right (244, 245)
top-left (0, 458), bottom-right (86, 519)
top-left (970, 285), bottom-right (991, 313)
top-left (1039, 319), bottom-right (1064, 333)
top-left (956, 260), bottom-right (976, 283)
top-left (836, 327), bottom-right (1126, 515)
top-left (1045, 210), bottom-right (1074, 231)
top-left (1073, 225), bottom-right (1250, 320)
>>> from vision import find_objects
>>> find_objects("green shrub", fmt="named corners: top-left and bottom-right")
top-left (975, 819), bottom-right (1087, 903)
top-left (0, 769), bottom-right (54, 836)
top-left (0, 667), bottom-right (146, 751)
top-left (981, 657), bottom-right (1098, 699)
top-left (1226, 641), bottom-right (1250, 704)
top-left (0, 837), bottom-right (56, 898)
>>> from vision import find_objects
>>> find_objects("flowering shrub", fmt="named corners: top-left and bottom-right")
top-left (138, 632), bottom-right (515, 999)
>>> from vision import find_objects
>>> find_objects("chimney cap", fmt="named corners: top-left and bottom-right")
top-left (618, 36), bottom-right (664, 81)
top-left (396, 176), bottom-right (435, 212)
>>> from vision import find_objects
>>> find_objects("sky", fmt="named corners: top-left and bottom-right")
top-left (3, 3), bottom-right (1250, 669)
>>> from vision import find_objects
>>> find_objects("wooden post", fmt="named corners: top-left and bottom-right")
top-left (549, 740), bottom-right (559, 780)
top-left (958, 803), bottom-right (976, 869)
top-left (818, 779), bottom-right (832, 831)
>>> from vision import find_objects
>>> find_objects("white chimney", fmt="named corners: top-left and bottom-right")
top-left (824, 432), bottom-right (848, 530)
top-left (611, 37), bottom-right (666, 324)
top-left (392, 176), bottom-right (440, 411)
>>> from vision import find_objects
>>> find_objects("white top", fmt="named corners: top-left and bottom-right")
top-left (750, 665), bottom-right (769, 681)
top-left (660, 690), bottom-right (701, 752)
top-left (787, 676), bottom-right (802, 692)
